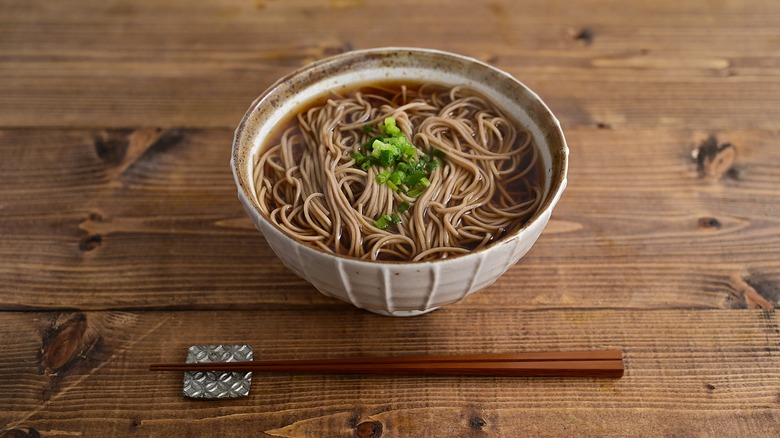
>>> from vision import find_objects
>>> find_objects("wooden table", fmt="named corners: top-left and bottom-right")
top-left (2, 0), bottom-right (779, 436)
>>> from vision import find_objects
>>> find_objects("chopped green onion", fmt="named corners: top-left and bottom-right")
top-left (363, 136), bottom-right (383, 152)
top-left (400, 143), bottom-right (417, 159)
top-left (358, 117), bottom-right (446, 227)
top-left (351, 151), bottom-right (367, 168)
top-left (406, 177), bottom-right (431, 198)
top-left (406, 170), bottom-right (426, 187)
top-left (373, 215), bottom-right (390, 230)
top-left (373, 213), bottom-right (400, 230)
top-left (425, 158), bottom-right (440, 172)
top-left (375, 170), bottom-right (391, 184)
top-left (406, 187), bottom-right (424, 198)
top-left (382, 117), bottom-right (402, 136)
top-left (389, 170), bottom-right (405, 185)
top-left (378, 149), bottom-right (395, 167)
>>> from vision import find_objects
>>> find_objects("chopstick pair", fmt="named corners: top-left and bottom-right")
top-left (150, 349), bottom-right (624, 378)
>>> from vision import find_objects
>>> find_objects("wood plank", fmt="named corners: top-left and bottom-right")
top-left (1, 309), bottom-right (778, 437)
top-left (2, 0), bottom-right (779, 436)
top-left (2, 0), bottom-right (780, 129)
top-left (1, 128), bottom-right (779, 311)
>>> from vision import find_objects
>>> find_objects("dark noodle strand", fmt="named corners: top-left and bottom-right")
top-left (253, 85), bottom-right (542, 261)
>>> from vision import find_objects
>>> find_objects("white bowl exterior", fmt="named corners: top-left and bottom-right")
top-left (237, 185), bottom-right (562, 315)
top-left (232, 48), bottom-right (569, 316)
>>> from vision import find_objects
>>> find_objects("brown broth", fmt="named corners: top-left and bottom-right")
top-left (256, 81), bottom-right (544, 260)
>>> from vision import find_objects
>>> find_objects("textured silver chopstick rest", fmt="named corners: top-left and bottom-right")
top-left (183, 345), bottom-right (253, 399)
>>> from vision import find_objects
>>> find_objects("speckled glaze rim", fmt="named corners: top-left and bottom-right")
top-left (231, 47), bottom-right (568, 267)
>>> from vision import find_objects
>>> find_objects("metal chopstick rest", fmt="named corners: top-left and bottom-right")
top-left (182, 345), bottom-right (253, 399)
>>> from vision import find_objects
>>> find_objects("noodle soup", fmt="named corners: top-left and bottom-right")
top-left (253, 82), bottom-right (543, 262)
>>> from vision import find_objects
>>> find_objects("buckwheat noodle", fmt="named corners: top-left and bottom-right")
top-left (253, 84), bottom-right (542, 262)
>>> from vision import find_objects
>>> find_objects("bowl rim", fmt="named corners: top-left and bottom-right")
top-left (231, 46), bottom-right (569, 266)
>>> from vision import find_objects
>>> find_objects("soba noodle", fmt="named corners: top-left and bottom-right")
top-left (252, 83), bottom-right (542, 262)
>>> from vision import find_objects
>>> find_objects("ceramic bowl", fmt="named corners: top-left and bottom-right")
top-left (231, 47), bottom-right (568, 316)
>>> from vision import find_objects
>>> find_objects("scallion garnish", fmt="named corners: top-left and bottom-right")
top-left (373, 213), bottom-right (402, 230)
top-left (356, 117), bottom-right (447, 229)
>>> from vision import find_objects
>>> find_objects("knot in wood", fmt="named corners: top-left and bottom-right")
top-left (0, 428), bottom-right (41, 438)
top-left (572, 27), bottom-right (594, 45)
top-left (698, 217), bottom-right (721, 229)
top-left (693, 135), bottom-right (736, 179)
top-left (79, 234), bottom-right (102, 252)
top-left (93, 129), bottom-right (132, 166)
top-left (40, 313), bottom-right (100, 373)
top-left (471, 416), bottom-right (487, 430)
top-left (355, 420), bottom-right (382, 438)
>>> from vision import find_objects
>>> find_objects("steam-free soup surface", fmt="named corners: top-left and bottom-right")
top-left (253, 82), bottom-right (542, 261)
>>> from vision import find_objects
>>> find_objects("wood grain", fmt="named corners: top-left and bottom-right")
top-left (3, 0), bottom-right (780, 436)
top-left (1, 128), bottom-right (778, 311)
top-left (1, 309), bottom-right (779, 437)
top-left (2, 0), bottom-right (780, 129)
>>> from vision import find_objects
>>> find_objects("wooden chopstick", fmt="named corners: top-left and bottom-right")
top-left (152, 360), bottom-right (624, 378)
top-left (151, 350), bottom-right (622, 368)
top-left (149, 350), bottom-right (623, 378)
